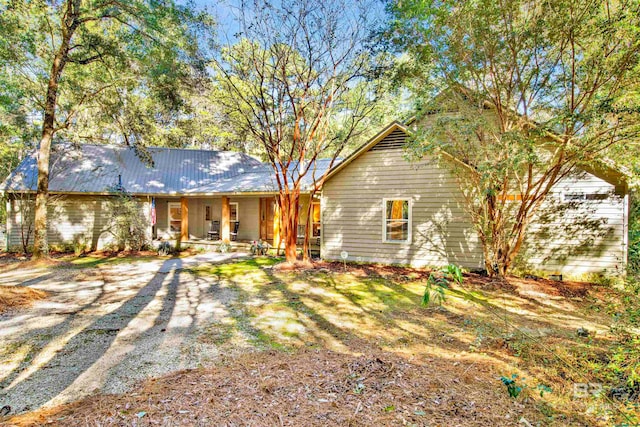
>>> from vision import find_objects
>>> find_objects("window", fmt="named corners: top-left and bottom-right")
top-left (564, 192), bottom-right (586, 201)
top-left (311, 202), bottom-right (321, 237)
top-left (383, 199), bottom-right (411, 243)
top-left (230, 202), bottom-right (239, 222)
top-left (586, 193), bottom-right (609, 201)
top-left (168, 202), bottom-right (182, 233)
top-left (563, 192), bottom-right (609, 202)
top-left (205, 205), bottom-right (212, 221)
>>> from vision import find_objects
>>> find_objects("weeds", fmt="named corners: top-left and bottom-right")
top-left (500, 374), bottom-right (525, 398)
top-left (422, 264), bottom-right (463, 306)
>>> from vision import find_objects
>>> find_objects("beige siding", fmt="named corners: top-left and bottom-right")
top-left (6, 195), bottom-right (150, 251)
top-left (322, 131), bottom-right (628, 275)
top-left (322, 147), bottom-right (484, 269)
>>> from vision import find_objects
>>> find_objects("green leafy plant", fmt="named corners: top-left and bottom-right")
top-left (219, 241), bottom-right (232, 253)
top-left (500, 374), bottom-right (525, 398)
top-left (444, 264), bottom-right (464, 284)
top-left (250, 239), bottom-right (269, 256)
top-left (106, 188), bottom-right (150, 252)
top-left (422, 264), bottom-right (464, 306)
top-left (537, 383), bottom-right (552, 397)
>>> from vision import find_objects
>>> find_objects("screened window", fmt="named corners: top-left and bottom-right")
top-left (168, 203), bottom-right (182, 233)
top-left (383, 199), bottom-right (411, 243)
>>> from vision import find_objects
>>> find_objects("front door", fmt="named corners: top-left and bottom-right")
top-left (259, 197), bottom-right (276, 241)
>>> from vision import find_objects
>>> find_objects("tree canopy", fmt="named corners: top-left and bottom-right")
top-left (212, 0), bottom-right (394, 262)
top-left (386, 0), bottom-right (640, 276)
top-left (0, 0), bottom-right (215, 256)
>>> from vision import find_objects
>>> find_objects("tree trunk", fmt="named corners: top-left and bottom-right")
top-left (32, 1), bottom-right (75, 258)
top-left (33, 129), bottom-right (53, 257)
top-left (278, 190), bottom-right (300, 263)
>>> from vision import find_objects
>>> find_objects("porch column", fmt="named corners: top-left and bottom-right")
top-left (273, 201), bottom-right (280, 250)
top-left (180, 197), bottom-right (189, 241)
top-left (221, 196), bottom-right (230, 242)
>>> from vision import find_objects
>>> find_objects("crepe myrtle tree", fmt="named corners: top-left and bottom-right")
top-left (387, 0), bottom-right (640, 276)
top-left (213, 0), bottom-right (385, 263)
top-left (0, 0), bottom-right (212, 258)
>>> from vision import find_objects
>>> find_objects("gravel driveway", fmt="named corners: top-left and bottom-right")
top-left (0, 253), bottom-right (246, 414)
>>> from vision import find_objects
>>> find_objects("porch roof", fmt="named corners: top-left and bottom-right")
top-left (1, 143), bottom-right (334, 196)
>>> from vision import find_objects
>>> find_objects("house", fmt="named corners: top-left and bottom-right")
top-left (1, 143), bottom-right (325, 251)
top-left (320, 121), bottom-right (630, 275)
top-left (1, 122), bottom-right (630, 276)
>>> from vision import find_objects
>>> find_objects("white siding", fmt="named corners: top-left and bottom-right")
top-left (520, 172), bottom-right (627, 275)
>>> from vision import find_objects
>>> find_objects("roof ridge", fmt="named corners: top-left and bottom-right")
top-left (54, 141), bottom-right (260, 158)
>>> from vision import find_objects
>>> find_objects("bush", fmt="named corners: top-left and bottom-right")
top-left (422, 264), bottom-right (464, 306)
top-left (107, 190), bottom-right (149, 251)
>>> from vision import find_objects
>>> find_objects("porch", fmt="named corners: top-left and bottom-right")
top-left (152, 194), bottom-right (321, 252)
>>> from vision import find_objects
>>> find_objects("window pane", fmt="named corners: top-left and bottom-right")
top-left (386, 200), bottom-right (408, 220)
top-left (230, 203), bottom-right (238, 222)
top-left (312, 203), bottom-right (321, 223)
top-left (169, 206), bottom-right (181, 221)
top-left (386, 220), bottom-right (408, 241)
top-left (169, 205), bottom-right (182, 233)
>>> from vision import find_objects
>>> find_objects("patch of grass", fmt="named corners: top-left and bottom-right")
top-left (192, 257), bottom-right (280, 279)
top-left (198, 322), bottom-right (235, 345)
top-left (65, 254), bottom-right (158, 269)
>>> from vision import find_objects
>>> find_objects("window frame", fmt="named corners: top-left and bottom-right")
top-left (229, 202), bottom-right (239, 222)
top-left (382, 198), bottom-right (412, 244)
top-left (168, 202), bottom-right (182, 233)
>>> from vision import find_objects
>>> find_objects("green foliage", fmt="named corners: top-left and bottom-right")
top-left (536, 383), bottom-right (552, 398)
top-left (250, 239), bottom-right (269, 256)
top-left (500, 374), bottom-right (524, 398)
top-left (386, 0), bottom-right (640, 277)
top-left (443, 264), bottom-right (464, 285)
top-left (422, 264), bottom-right (463, 306)
top-left (107, 191), bottom-right (149, 252)
top-left (605, 282), bottom-right (640, 396)
top-left (0, 0), bottom-right (215, 150)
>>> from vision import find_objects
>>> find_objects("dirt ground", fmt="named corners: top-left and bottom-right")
top-left (7, 349), bottom-right (541, 427)
top-left (0, 255), bottom-right (636, 426)
top-left (0, 287), bottom-right (46, 313)
top-left (0, 252), bottom-right (245, 415)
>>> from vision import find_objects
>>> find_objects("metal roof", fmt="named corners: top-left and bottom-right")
top-left (1, 143), bottom-right (334, 196)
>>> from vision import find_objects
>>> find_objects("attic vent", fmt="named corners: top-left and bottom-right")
top-left (369, 129), bottom-right (407, 151)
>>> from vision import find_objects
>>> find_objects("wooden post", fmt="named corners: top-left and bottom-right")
top-left (180, 197), bottom-right (189, 242)
top-left (221, 196), bottom-right (230, 242)
top-left (273, 200), bottom-right (280, 253)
